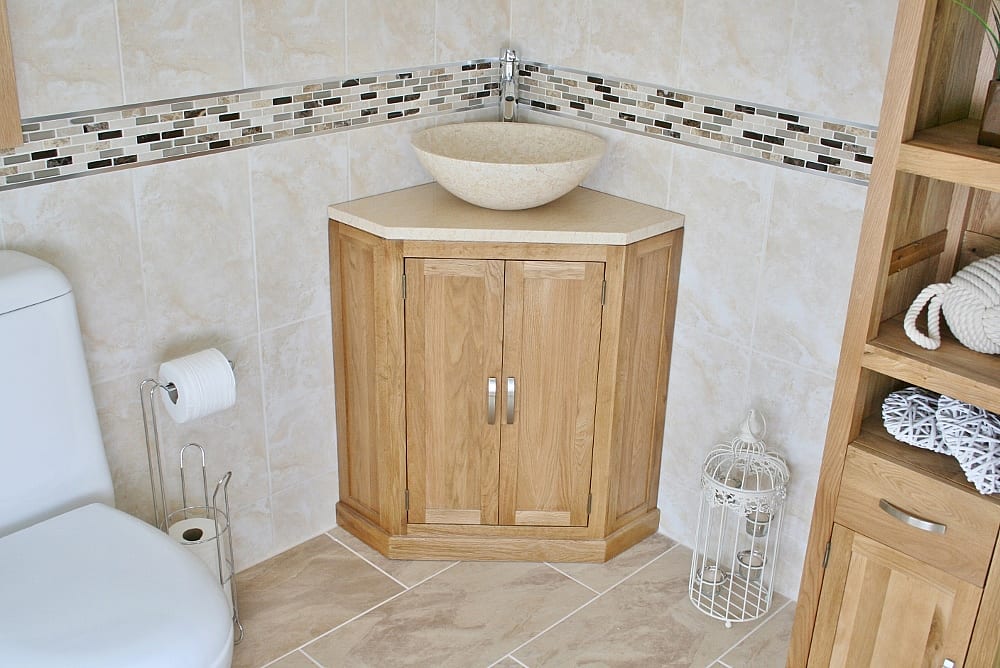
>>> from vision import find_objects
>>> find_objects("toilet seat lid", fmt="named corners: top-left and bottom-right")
top-left (0, 503), bottom-right (233, 668)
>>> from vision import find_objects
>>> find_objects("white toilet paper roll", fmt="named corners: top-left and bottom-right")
top-left (169, 517), bottom-right (233, 614)
top-left (158, 348), bottom-right (236, 423)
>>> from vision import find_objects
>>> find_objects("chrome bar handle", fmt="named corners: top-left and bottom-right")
top-left (879, 499), bottom-right (947, 534)
top-left (487, 377), bottom-right (497, 424)
top-left (506, 377), bottom-right (516, 424)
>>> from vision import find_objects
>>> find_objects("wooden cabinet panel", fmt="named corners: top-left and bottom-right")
top-left (836, 444), bottom-right (1000, 586)
top-left (0, 0), bottom-right (21, 149)
top-left (404, 258), bottom-right (504, 525)
top-left (811, 525), bottom-right (980, 668)
top-left (500, 261), bottom-right (604, 527)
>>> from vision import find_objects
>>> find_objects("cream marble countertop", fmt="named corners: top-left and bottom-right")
top-left (328, 183), bottom-right (683, 245)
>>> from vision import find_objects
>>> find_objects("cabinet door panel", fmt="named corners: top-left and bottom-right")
top-left (810, 525), bottom-right (980, 668)
top-left (500, 260), bottom-right (604, 527)
top-left (404, 258), bottom-right (504, 525)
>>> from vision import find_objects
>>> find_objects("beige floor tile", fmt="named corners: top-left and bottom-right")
top-left (266, 651), bottom-right (321, 668)
top-left (327, 526), bottom-right (456, 587)
top-left (719, 601), bottom-right (795, 667)
top-left (549, 532), bottom-right (677, 592)
top-left (514, 546), bottom-right (761, 667)
top-left (303, 561), bottom-right (595, 667)
top-left (232, 535), bottom-right (403, 668)
top-left (491, 657), bottom-right (529, 668)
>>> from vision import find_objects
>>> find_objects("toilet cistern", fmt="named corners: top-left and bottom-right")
top-left (500, 48), bottom-right (518, 122)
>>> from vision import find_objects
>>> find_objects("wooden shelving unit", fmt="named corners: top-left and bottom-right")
top-left (788, 0), bottom-right (1000, 665)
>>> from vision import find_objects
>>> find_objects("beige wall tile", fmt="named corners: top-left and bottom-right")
top-left (6, 0), bottom-right (123, 117)
top-left (679, 0), bottom-right (794, 106)
top-left (754, 169), bottom-right (865, 375)
top-left (231, 496), bottom-right (275, 572)
top-left (436, 0), bottom-right (510, 62)
top-left (348, 116), bottom-right (436, 200)
top-left (588, 0), bottom-right (684, 85)
top-left (132, 150), bottom-right (257, 358)
top-left (786, 0), bottom-right (896, 125)
top-left (659, 325), bottom-right (752, 547)
top-left (242, 0), bottom-right (347, 87)
top-left (345, 0), bottom-right (435, 73)
top-left (668, 144), bottom-right (774, 341)
top-left (270, 471), bottom-right (339, 554)
top-left (1, 171), bottom-right (149, 383)
top-left (93, 373), bottom-right (157, 525)
top-left (747, 354), bottom-right (837, 598)
top-left (582, 124), bottom-right (674, 210)
top-left (268, 651), bottom-right (322, 668)
top-left (510, 0), bottom-right (590, 68)
top-left (117, 0), bottom-right (244, 103)
top-left (250, 133), bottom-right (349, 330)
top-left (261, 315), bottom-right (337, 493)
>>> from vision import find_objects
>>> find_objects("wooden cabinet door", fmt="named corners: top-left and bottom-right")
top-left (404, 258), bottom-right (504, 525)
top-left (499, 260), bottom-right (604, 527)
top-left (809, 524), bottom-right (981, 668)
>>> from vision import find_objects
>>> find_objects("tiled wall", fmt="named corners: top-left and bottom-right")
top-left (2, 0), bottom-right (899, 598)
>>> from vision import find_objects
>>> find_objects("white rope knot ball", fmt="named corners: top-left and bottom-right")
top-left (904, 254), bottom-right (1000, 354)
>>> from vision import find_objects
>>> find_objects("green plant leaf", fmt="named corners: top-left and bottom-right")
top-left (951, 0), bottom-right (1000, 78)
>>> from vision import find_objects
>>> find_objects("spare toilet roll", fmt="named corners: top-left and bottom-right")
top-left (158, 348), bottom-right (236, 423)
top-left (169, 517), bottom-right (234, 614)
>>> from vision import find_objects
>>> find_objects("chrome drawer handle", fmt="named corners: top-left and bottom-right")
top-left (487, 377), bottom-right (497, 425)
top-left (878, 499), bottom-right (946, 535)
top-left (506, 377), bottom-right (515, 424)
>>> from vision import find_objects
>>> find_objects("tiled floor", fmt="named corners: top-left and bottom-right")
top-left (232, 529), bottom-right (794, 668)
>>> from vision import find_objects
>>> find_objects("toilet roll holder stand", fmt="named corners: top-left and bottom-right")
top-left (138, 373), bottom-right (244, 644)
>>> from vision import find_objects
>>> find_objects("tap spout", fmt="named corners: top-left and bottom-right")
top-left (500, 48), bottom-right (518, 122)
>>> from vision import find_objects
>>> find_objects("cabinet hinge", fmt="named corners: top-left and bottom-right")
top-left (587, 493), bottom-right (593, 514)
top-left (405, 489), bottom-right (410, 510)
top-left (401, 273), bottom-right (407, 300)
top-left (600, 280), bottom-right (606, 306)
top-left (822, 540), bottom-right (831, 568)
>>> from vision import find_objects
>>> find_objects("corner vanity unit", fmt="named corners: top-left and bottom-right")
top-left (328, 184), bottom-right (684, 562)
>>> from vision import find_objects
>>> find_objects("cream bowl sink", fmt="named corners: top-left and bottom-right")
top-left (411, 122), bottom-right (606, 210)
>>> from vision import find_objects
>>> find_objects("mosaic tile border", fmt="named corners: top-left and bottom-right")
top-left (518, 62), bottom-right (876, 185)
top-left (0, 60), bottom-right (498, 191)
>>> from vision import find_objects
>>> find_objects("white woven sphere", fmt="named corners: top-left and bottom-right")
top-left (882, 387), bottom-right (946, 453)
top-left (937, 395), bottom-right (1000, 495)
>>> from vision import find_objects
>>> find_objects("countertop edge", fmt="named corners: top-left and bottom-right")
top-left (328, 209), bottom-right (684, 245)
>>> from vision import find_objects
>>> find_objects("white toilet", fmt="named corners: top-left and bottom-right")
top-left (0, 251), bottom-right (234, 667)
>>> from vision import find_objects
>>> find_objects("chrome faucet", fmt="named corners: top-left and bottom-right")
top-left (500, 48), bottom-right (518, 122)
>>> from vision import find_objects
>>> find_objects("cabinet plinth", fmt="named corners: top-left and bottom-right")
top-left (328, 188), bottom-right (683, 562)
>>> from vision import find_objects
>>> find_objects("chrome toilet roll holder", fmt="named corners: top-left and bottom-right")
top-left (138, 369), bottom-right (243, 644)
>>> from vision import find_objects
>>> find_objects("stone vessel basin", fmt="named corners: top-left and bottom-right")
top-left (411, 122), bottom-right (606, 210)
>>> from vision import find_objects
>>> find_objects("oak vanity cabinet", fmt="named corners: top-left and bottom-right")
top-left (404, 257), bottom-right (602, 528)
top-left (328, 184), bottom-right (684, 562)
top-left (788, 0), bottom-right (1000, 666)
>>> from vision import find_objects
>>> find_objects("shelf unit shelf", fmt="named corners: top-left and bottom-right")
top-left (863, 316), bottom-right (1000, 415)
top-left (898, 119), bottom-right (1000, 192)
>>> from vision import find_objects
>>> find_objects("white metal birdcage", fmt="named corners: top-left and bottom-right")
top-left (689, 409), bottom-right (789, 627)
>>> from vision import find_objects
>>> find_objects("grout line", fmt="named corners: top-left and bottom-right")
top-left (707, 598), bottom-right (793, 667)
top-left (495, 654), bottom-right (530, 668)
top-left (111, 0), bottom-right (127, 104)
top-left (496, 543), bottom-right (683, 663)
top-left (298, 649), bottom-right (325, 668)
top-left (324, 532), bottom-right (410, 590)
top-left (716, 661), bottom-right (735, 668)
top-left (236, 0), bottom-right (248, 89)
top-left (543, 564), bottom-right (601, 595)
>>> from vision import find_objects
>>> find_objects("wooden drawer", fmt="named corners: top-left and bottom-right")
top-left (835, 444), bottom-right (1000, 586)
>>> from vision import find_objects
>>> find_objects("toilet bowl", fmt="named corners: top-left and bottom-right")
top-left (0, 504), bottom-right (233, 668)
top-left (0, 251), bottom-right (235, 667)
